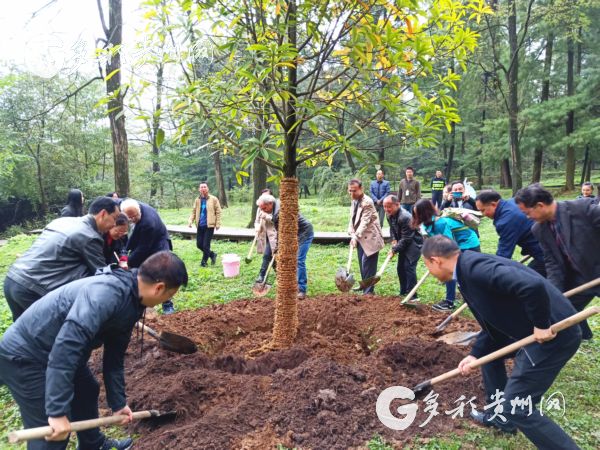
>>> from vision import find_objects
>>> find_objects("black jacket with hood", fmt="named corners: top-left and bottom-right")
top-left (0, 268), bottom-right (145, 418)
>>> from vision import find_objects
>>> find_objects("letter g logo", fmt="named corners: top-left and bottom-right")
top-left (376, 386), bottom-right (418, 430)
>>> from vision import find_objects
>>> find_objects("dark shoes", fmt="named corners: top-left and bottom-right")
top-left (99, 437), bottom-right (134, 450)
top-left (210, 252), bottom-right (217, 265)
top-left (200, 260), bottom-right (208, 267)
top-left (255, 275), bottom-right (265, 284)
top-left (470, 410), bottom-right (517, 435)
top-left (432, 300), bottom-right (455, 312)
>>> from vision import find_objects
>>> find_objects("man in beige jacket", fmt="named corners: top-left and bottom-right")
top-left (188, 182), bottom-right (222, 267)
top-left (347, 179), bottom-right (385, 294)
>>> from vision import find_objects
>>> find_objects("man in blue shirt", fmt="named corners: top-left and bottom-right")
top-left (370, 169), bottom-right (390, 226)
top-left (475, 190), bottom-right (545, 276)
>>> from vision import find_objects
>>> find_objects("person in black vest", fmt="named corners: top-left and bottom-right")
top-left (383, 195), bottom-right (422, 299)
top-left (430, 170), bottom-right (446, 209)
top-left (0, 251), bottom-right (188, 450)
top-left (515, 183), bottom-right (600, 340)
top-left (422, 236), bottom-right (581, 450)
top-left (120, 198), bottom-right (174, 314)
top-left (475, 190), bottom-right (545, 276)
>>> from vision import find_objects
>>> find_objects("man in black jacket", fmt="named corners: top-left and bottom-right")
top-left (515, 183), bottom-right (600, 340)
top-left (120, 198), bottom-right (174, 314)
top-left (4, 196), bottom-right (120, 321)
top-left (422, 236), bottom-right (581, 450)
top-left (383, 195), bottom-right (422, 298)
top-left (0, 251), bottom-right (188, 450)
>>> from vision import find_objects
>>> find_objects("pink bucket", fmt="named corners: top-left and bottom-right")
top-left (222, 253), bottom-right (241, 278)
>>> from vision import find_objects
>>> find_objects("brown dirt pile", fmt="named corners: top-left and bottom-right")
top-left (99, 295), bottom-right (485, 449)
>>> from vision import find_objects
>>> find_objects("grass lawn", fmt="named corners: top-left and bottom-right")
top-left (0, 205), bottom-right (598, 449)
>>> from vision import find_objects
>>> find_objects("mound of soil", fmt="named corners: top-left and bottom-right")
top-left (98, 295), bottom-right (485, 449)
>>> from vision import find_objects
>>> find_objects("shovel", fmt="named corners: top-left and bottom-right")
top-left (358, 251), bottom-right (395, 291)
top-left (413, 305), bottom-right (599, 397)
top-left (136, 322), bottom-right (198, 354)
top-left (252, 256), bottom-right (275, 297)
top-left (335, 244), bottom-right (356, 292)
top-left (433, 273), bottom-right (600, 335)
top-left (7, 409), bottom-right (177, 444)
top-left (400, 271), bottom-right (430, 307)
top-left (245, 231), bottom-right (259, 264)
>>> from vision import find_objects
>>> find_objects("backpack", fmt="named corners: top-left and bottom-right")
top-left (439, 207), bottom-right (482, 231)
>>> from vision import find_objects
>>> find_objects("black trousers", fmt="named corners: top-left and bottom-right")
top-left (431, 191), bottom-right (444, 209)
top-left (196, 225), bottom-right (215, 263)
top-left (357, 243), bottom-right (379, 294)
top-left (480, 326), bottom-right (581, 449)
top-left (0, 357), bottom-right (105, 450)
top-left (259, 240), bottom-right (276, 278)
top-left (4, 277), bottom-right (42, 322)
top-left (396, 253), bottom-right (418, 296)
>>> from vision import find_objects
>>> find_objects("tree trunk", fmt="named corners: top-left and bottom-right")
top-left (271, 0), bottom-right (299, 350)
top-left (150, 62), bottom-right (164, 199)
top-left (507, 0), bottom-right (522, 194)
top-left (532, 33), bottom-right (554, 183)
top-left (446, 123), bottom-right (455, 181)
top-left (34, 144), bottom-right (48, 216)
top-left (213, 150), bottom-right (228, 208)
top-left (565, 38), bottom-right (575, 191)
top-left (248, 158), bottom-right (268, 227)
top-left (100, 0), bottom-right (130, 197)
top-left (580, 145), bottom-right (589, 185)
top-left (500, 159), bottom-right (512, 188)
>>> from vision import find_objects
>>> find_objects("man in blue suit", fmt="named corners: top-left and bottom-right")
top-left (370, 169), bottom-right (390, 226)
top-left (475, 190), bottom-right (545, 276)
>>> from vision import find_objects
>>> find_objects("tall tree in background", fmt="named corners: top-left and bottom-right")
top-left (97, 0), bottom-right (130, 197)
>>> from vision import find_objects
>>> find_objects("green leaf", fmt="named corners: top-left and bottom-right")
top-left (155, 128), bottom-right (165, 147)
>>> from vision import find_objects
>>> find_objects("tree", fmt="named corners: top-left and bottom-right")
top-left (146, 0), bottom-right (489, 350)
top-left (97, 0), bottom-right (130, 197)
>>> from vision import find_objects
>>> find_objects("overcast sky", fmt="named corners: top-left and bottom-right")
top-left (0, 0), bottom-right (142, 78)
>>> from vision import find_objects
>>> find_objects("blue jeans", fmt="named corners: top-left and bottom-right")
top-left (297, 234), bottom-right (313, 293)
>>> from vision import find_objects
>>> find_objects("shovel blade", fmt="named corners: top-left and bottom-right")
top-left (335, 268), bottom-right (355, 292)
top-left (159, 331), bottom-right (198, 354)
top-left (435, 331), bottom-right (480, 346)
top-left (252, 282), bottom-right (272, 297)
top-left (358, 275), bottom-right (380, 290)
top-left (147, 410), bottom-right (178, 425)
top-left (244, 257), bottom-right (253, 264)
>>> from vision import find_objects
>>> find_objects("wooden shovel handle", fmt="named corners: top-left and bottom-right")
top-left (135, 322), bottom-right (160, 340)
top-left (247, 234), bottom-right (258, 259)
top-left (449, 302), bottom-right (469, 319)
top-left (518, 254), bottom-right (532, 264)
top-left (8, 411), bottom-right (155, 443)
top-left (429, 306), bottom-right (600, 388)
top-left (346, 243), bottom-right (354, 272)
top-left (401, 271), bottom-right (430, 304)
top-left (263, 256), bottom-right (275, 282)
top-left (377, 252), bottom-right (394, 277)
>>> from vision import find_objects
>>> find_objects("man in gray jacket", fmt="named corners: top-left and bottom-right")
top-left (3, 196), bottom-right (120, 321)
top-left (0, 251), bottom-right (188, 450)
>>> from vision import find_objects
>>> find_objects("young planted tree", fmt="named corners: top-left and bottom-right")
top-left (152, 0), bottom-right (490, 350)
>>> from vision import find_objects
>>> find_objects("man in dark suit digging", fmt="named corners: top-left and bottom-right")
top-left (422, 235), bottom-right (581, 450)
